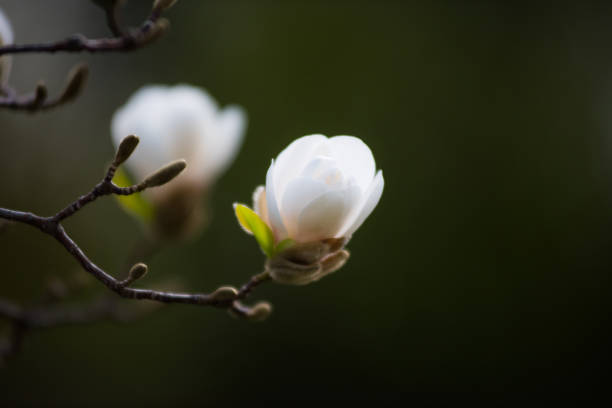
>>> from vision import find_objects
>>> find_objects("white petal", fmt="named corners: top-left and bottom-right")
top-left (265, 160), bottom-right (288, 240)
top-left (0, 8), bottom-right (13, 44)
top-left (111, 86), bottom-right (174, 180)
top-left (339, 170), bottom-right (384, 237)
top-left (110, 84), bottom-right (246, 192)
top-left (272, 134), bottom-right (328, 196)
top-left (328, 136), bottom-right (376, 192)
top-left (295, 188), bottom-right (356, 243)
top-left (280, 177), bottom-right (330, 237)
top-left (201, 105), bottom-right (246, 181)
top-left (299, 156), bottom-right (337, 180)
top-left (0, 8), bottom-right (14, 84)
top-left (252, 185), bottom-right (269, 225)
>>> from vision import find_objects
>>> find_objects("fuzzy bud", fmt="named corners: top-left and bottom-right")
top-left (59, 63), bottom-right (89, 104)
top-left (210, 286), bottom-right (238, 302)
top-left (113, 135), bottom-right (140, 166)
top-left (246, 301), bottom-right (272, 322)
top-left (128, 263), bottom-right (148, 281)
top-left (143, 159), bottom-right (187, 188)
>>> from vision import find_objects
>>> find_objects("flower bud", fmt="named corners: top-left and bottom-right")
top-left (246, 301), bottom-right (272, 322)
top-left (143, 159), bottom-right (187, 188)
top-left (210, 286), bottom-right (238, 302)
top-left (59, 63), bottom-right (89, 104)
top-left (113, 135), bottom-right (140, 166)
top-left (128, 262), bottom-right (148, 281)
top-left (0, 7), bottom-right (14, 85)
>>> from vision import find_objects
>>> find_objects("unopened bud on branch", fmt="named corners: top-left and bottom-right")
top-left (114, 135), bottom-right (140, 166)
top-left (59, 63), bottom-right (89, 103)
top-left (210, 286), bottom-right (238, 302)
top-left (118, 263), bottom-right (148, 288)
top-left (153, 0), bottom-right (178, 12)
top-left (143, 159), bottom-right (187, 188)
top-left (246, 301), bottom-right (272, 322)
top-left (128, 263), bottom-right (148, 281)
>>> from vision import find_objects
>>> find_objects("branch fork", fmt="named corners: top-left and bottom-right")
top-left (0, 0), bottom-right (174, 112)
top-left (1, 135), bottom-right (274, 359)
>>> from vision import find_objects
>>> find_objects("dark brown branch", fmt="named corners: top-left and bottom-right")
top-left (0, 9), bottom-right (166, 57)
top-left (237, 271), bottom-right (271, 299)
top-left (0, 294), bottom-right (161, 364)
top-left (0, 63), bottom-right (89, 113)
top-left (0, 5), bottom-right (170, 112)
top-left (0, 140), bottom-right (272, 324)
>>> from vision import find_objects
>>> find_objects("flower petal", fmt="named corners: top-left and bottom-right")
top-left (265, 160), bottom-right (288, 240)
top-left (328, 136), bottom-right (376, 192)
top-left (272, 134), bottom-right (328, 196)
top-left (111, 85), bottom-right (246, 190)
top-left (339, 170), bottom-right (384, 237)
top-left (252, 185), bottom-right (269, 225)
top-left (280, 177), bottom-right (330, 238)
top-left (111, 86), bottom-right (177, 180)
top-left (0, 7), bottom-right (13, 84)
top-left (295, 190), bottom-right (352, 243)
top-left (200, 104), bottom-right (246, 181)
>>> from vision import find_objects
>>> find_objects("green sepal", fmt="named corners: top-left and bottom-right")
top-left (234, 204), bottom-right (275, 258)
top-left (113, 168), bottom-right (155, 222)
top-left (274, 238), bottom-right (295, 255)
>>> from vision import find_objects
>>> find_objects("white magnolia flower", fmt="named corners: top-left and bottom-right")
top-left (112, 84), bottom-right (246, 238)
top-left (0, 7), bottom-right (14, 84)
top-left (235, 134), bottom-right (384, 284)
top-left (259, 134), bottom-right (383, 243)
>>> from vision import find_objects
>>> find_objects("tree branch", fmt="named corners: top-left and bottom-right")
top-left (0, 8), bottom-right (167, 57)
top-left (0, 4), bottom-right (170, 112)
top-left (0, 136), bottom-right (272, 329)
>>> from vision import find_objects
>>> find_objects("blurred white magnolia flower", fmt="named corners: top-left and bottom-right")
top-left (112, 84), bottom-right (246, 238)
top-left (235, 134), bottom-right (384, 284)
top-left (0, 7), bottom-right (14, 85)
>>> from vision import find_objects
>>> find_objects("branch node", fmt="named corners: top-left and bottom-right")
top-left (210, 286), bottom-right (239, 303)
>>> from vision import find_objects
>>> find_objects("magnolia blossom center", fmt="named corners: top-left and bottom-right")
top-left (299, 155), bottom-right (358, 190)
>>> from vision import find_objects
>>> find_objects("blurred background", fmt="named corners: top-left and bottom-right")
top-left (1, 0), bottom-right (611, 403)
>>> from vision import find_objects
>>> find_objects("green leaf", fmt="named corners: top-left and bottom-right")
top-left (113, 168), bottom-right (155, 222)
top-left (234, 204), bottom-right (275, 258)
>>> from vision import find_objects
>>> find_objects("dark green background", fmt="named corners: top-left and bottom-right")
top-left (1, 0), bottom-right (611, 403)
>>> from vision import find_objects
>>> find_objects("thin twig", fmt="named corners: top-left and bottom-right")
top-left (0, 9), bottom-right (165, 57)
top-left (0, 139), bottom-right (271, 329)
top-left (0, 6), bottom-right (169, 112)
top-left (0, 295), bottom-right (160, 364)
